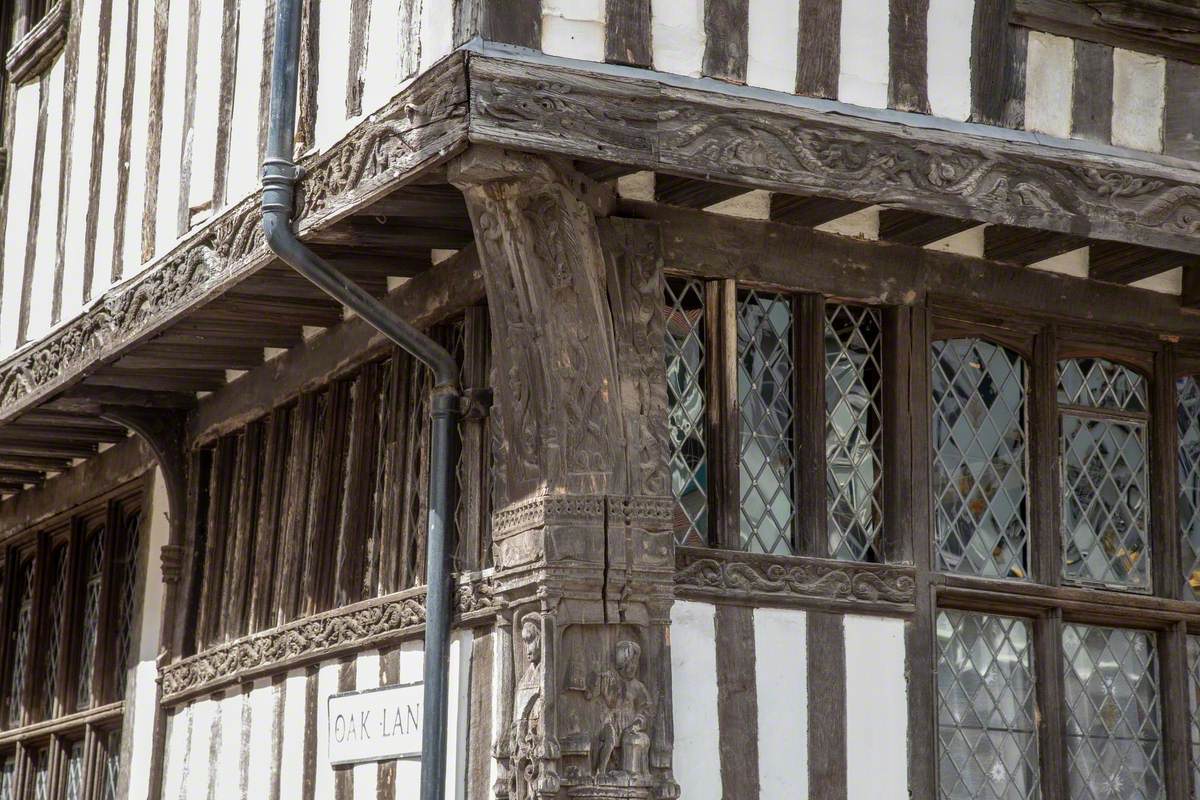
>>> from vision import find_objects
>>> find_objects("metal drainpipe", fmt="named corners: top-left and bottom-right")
top-left (261, 2), bottom-right (459, 798)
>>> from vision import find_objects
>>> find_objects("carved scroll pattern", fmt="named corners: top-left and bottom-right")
top-left (0, 56), bottom-right (468, 422)
top-left (159, 577), bottom-right (496, 702)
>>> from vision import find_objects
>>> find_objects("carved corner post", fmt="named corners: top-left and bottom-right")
top-left (451, 147), bottom-right (678, 800)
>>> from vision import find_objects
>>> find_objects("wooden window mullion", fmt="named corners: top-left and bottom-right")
top-left (457, 306), bottom-right (492, 572)
top-left (335, 363), bottom-right (383, 606)
top-left (1152, 342), bottom-right (1181, 601)
top-left (90, 502), bottom-right (120, 706)
top-left (224, 423), bottom-right (264, 639)
top-left (1030, 325), bottom-right (1062, 586)
top-left (195, 438), bottom-right (236, 649)
top-left (708, 279), bottom-right (740, 550)
top-left (795, 293), bottom-right (827, 558)
top-left (1034, 607), bottom-right (1068, 800)
top-left (57, 520), bottom-right (84, 716)
top-left (0, 548), bottom-right (13, 730)
top-left (275, 393), bottom-right (316, 624)
top-left (1160, 620), bottom-right (1191, 800)
top-left (18, 535), bottom-right (49, 728)
top-left (249, 407), bottom-right (290, 634)
top-left (177, 448), bottom-right (212, 659)
top-left (883, 305), bottom-right (913, 565)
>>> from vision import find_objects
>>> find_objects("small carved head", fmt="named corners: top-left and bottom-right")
top-left (614, 640), bottom-right (641, 679)
top-left (521, 614), bottom-right (542, 666)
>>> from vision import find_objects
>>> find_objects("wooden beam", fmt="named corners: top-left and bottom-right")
top-left (359, 184), bottom-right (468, 218)
top-left (983, 225), bottom-right (1087, 265)
top-left (56, 386), bottom-right (197, 410)
top-left (878, 210), bottom-right (977, 247)
top-left (0, 455), bottom-right (74, 472)
top-left (654, 174), bottom-right (749, 209)
top-left (306, 219), bottom-right (473, 251)
top-left (770, 193), bottom-right (869, 228)
top-left (1088, 242), bottom-right (1189, 285)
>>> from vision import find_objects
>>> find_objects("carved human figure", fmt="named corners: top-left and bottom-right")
top-left (510, 615), bottom-right (546, 800)
top-left (589, 639), bottom-right (653, 780)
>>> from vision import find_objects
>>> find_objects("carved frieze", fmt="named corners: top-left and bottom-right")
top-left (158, 575), bottom-right (496, 703)
top-left (674, 546), bottom-right (917, 610)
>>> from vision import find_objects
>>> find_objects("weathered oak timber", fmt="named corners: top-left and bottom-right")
top-left (1071, 39), bottom-right (1114, 144)
top-left (795, 0), bottom-right (840, 98)
top-left (702, 0), bottom-right (749, 84)
top-left (770, 193), bottom-right (868, 228)
top-left (1014, 0), bottom-right (1200, 64)
top-left (468, 54), bottom-right (1200, 256)
top-left (604, 0), bottom-right (651, 68)
top-left (654, 174), bottom-right (748, 209)
top-left (878, 210), bottom-right (976, 246)
top-left (888, 0), bottom-right (929, 113)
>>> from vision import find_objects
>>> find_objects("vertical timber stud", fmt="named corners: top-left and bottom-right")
top-left (796, 294), bottom-right (827, 558)
top-left (450, 147), bottom-right (679, 800)
top-left (888, 0), bottom-right (929, 113)
top-left (1152, 343), bottom-right (1181, 601)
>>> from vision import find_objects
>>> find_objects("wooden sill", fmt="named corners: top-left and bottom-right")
top-left (6, 1), bottom-right (68, 86)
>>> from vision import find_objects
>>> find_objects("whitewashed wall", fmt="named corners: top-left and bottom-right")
top-left (159, 631), bottom-right (474, 800)
top-left (670, 601), bottom-right (910, 800)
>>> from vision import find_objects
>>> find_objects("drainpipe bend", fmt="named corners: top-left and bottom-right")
top-left (262, 2), bottom-right (460, 799)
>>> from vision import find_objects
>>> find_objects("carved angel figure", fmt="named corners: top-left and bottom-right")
top-left (510, 615), bottom-right (548, 800)
top-left (589, 639), bottom-right (653, 780)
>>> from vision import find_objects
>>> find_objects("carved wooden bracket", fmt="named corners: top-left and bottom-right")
top-left (97, 406), bottom-right (187, 547)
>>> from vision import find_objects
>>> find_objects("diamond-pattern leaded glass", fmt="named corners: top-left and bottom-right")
top-left (64, 741), bottom-right (84, 800)
top-left (1058, 358), bottom-right (1147, 413)
top-left (1061, 416), bottom-right (1149, 590)
top-left (1186, 636), bottom-right (1200, 796)
top-left (40, 545), bottom-right (67, 718)
top-left (6, 557), bottom-right (34, 728)
top-left (1063, 624), bottom-right (1163, 800)
top-left (932, 339), bottom-right (1030, 578)
top-left (31, 748), bottom-right (48, 800)
top-left (937, 611), bottom-right (1040, 800)
top-left (77, 528), bottom-right (104, 710)
top-left (0, 755), bottom-right (14, 800)
top-left (825, 303), bottom-right (884, 562)
top-left (664, 278), bottom-right (708, 546)
top-left (114, 513), bottom-right (141, 701)
top-left (1178, 377), bottom-right (1200, 598)
top-left (737, 290), bottom-right (796, 554)
top-left (102, 730), bottom-right (121, 800)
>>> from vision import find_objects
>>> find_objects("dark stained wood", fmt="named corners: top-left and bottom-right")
top-left (365, 185), bottom-right (468, 218)
top-left (81, 0), bottom-right (114, 301)
top-left (302, 665), bottom-right (318, 800)
top-left (795, 0), bottom-right (840, 98)
top-left (110, 0), bottom-right (141, 285)
top-left (211, 0), bottom-right (240, 211)
top-left (702, 0), bottom-right (748, 84)
top-left (15, 72), bottom-right (49, 345)
top-left (806, 611), bottom-right (847, 798)
top-left (376, 648), bottom-right (400, 800)
top-left (983, 225), bottom-right (1087, 265)
top-left (259, 0), bottom-right (277, 161)
top-left (465, 630), bottom-right (494, 800)
top-left (1151, 344), bottom-right (1181, 601)
top-left (888, 0), bottom-right (929, 113)
top-left (1014, 0), bottom-right (1200, 65)
top-left (708, 279), bottom-right (740, 550)
top-left (883, 305), bottom-right (914, 564)
top-left (333, 364), bottom-right (382, 606)
top-left (1002, 24), bottom-right (1028, 129)
top-left (248, 407), bottom-right (289, 632)
top-left (1029, 325), bottom-right (1062, 584)
top-left (456, 307), bottom-right (491, 571)
top-left (1164, 59), bottom-right (1200, 161)
top-left (307, 219), bottom-right (473, 251)
top-left (796, 293), bottom-right (826, 557)
top-left (714, 604), bottom-right (759, 799)
top-left (654, 174), bottom-right (748, 209)
top-left (1033, 609), bottom-right (1068, 799)
top-left (300, 381), bottom-right (350, 615)
top-left (770, 193), bottom-right (867, 228)
top-left (878, 210), bottom-right (975, 247)
top-left (480, 0), bottom-right (540, 48)
top-left (1160, 622), bottom-right (1191, 800)
top-left (971, 0), bottom-right (1019, 125)
top-left (294, 0), bottom-right (318, 156)
top-left (274, 393), bottom-right (315, 625)
top-left (140, 0), bottom-right (170, 262)
top-left (345, 0), bottom-right (370, 118)
top-left (51, 0), bottom-right (84, 323)
top-left (224, 423), bottom-right (263, 639)
top-left (1071, 39), bottom-right (1114, 144)
top-left (195, 437), bottom-right (236, 648)
top-left (1088, 241), bottom-right (1187, 285)
top-left (604, 0), bottom-right (651, 67)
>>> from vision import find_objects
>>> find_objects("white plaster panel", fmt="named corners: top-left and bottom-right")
top-left (121, 0), bottom-right (159, 276)
top-left (1024, 31), bottom-right (1074, 138)
top-left (225, 0), bottom-right (266, 200)
top-left (448, 631), bottom-right (474, 800)
top-left (90, 0), bottom-right (130, 298)
top-left (213, 690), bottom-right (244, 798)
top-left (706, 190), bottom-right (771, 219)
top-left (315, 0), bottom-right (354, 150)
top-left (421, 0), bottom-right (454, 73)
top-left (26, 57), bottom-right (65, 343)
top-left (61, 0), bottom-right (100, 318)
top-left (278, 669), bottom-right (310, 800)
top-left (0, 82), bottom-right (41, 353)
top-left (245, 678), bottom-right (277, 800)
top-left (746, 0), bottom-right (799, 93)
top-left (844, 615), bottom-right (908, 800)
top-left (543, 0), bottom-right (606, 62)
top-left (361, 0), bottom-right (401, 118)
top-left (395, 640), bottom-right (425, 797)
top-left (1131, 266), bottom-right (1182, 295)
top-left (1112, 48), bottom-right (1166, 152)
top-left (754, 607), bottom-right (808, 800)
top-left (1030, 246), bottom-right (1089, 278)
top-left (184, 697), bottom-right (215, 800)
top-left (816, 206), bottom-right (880, 239)
top-left (927, 224), bottom-right (985, 257)
top-left (651, 0), bottom-right (705, 78)
top-left (927, 0), bottom-right (973, 121)
top-left (838, 0), bottom-right (890, 108)
top-left (670, 601), bottom-right (721, 800)
top-left (154, 0), bottom-right (193, 253)
top-left (354, 651), bottom-right (381, 800)
top-left (314, 660), bottom-right (341, 799)
top-left (161, 706), bottom-right (189, 800)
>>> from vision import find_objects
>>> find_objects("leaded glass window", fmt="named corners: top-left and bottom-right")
top-left (1178, 376), bottom-right (1200, 598)
top-left (30, 748), bottom-right (48, 800)
top-left (6, 556), bottom-right (34, 728)
top-left (39, 544), bottom-right (67, 719)
top-left (932, 339), bottom-right (1029, 578)
top-left (64, 741), bottom-right (84, 800)
top-left (77, 526), bottom-right (105, 710)
top-left (1059, 359), bottom-right (1149, 590)
top-left (937, 610), bottom-right (1040, 800)
top-left (0, 755), bottom-right (13, 800)
top-left (101, 730), bottom-right (121, 800)
top-left (1187, 636), bottom-right (1200, 796)
top-left (114, 512), bottom-right (141, 701)
top-left (1062, 624), bottom-right (1163, 800)
top-left (737, 290), bottom-right (796, 554)
top-left (665, 278), bottom-right (708, 546)
top-left (825, 304), bottom-right (884, 562)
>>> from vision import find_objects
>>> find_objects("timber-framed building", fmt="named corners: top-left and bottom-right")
top-left (0, 0), bottom-right (1198, 798)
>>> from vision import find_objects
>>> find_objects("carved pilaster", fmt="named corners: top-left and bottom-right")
top-left (451, 147), bottom-right (677, 799)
